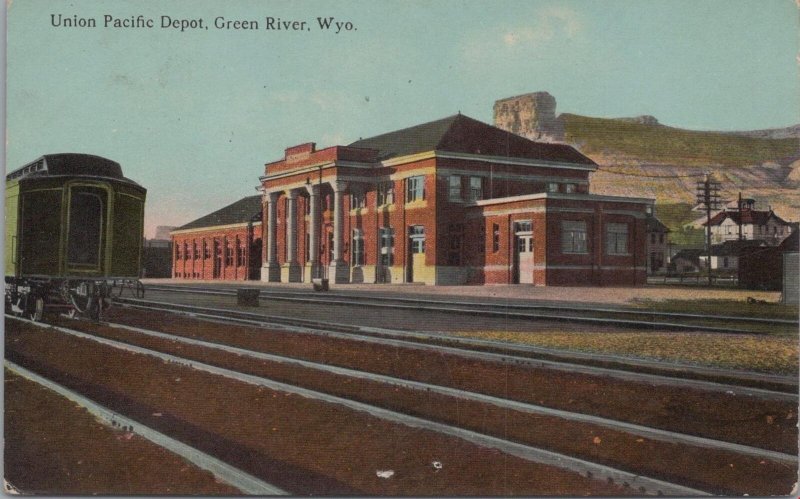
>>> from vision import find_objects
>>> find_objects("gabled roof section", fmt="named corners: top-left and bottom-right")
top-left (646, 216), bottom-right (670, 232)
top-left (710, 239), bottom-right (768, 256)
top-left (176, 195), bottom-right (262, 231)
top-left (705, 209), bottom-right (790, 227)
top-left (348, 114), bottom-right (596, 166)
top-left (672, 248), bottom-right (703, 261)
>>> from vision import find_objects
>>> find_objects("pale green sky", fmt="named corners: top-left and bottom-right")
top-left (6, 0), bottom-right (798, 237)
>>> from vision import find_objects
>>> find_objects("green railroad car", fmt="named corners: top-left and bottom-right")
top-left (5, 153), bottom-right (147, 320)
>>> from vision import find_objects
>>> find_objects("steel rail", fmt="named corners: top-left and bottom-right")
top-left (10, 317), bottom-right (708, 496)
top-left (141, 286), bottom-right (779, 335)
top-left (115, 298), bottom-right (799, 400)
top-left (4, 360), bottom-right (287, 495)
top-left (102, 319), bottom-right (797, 464)
top-left (145, 283), bottom-right (799, 326)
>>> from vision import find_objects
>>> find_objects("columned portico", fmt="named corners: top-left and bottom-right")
top-left (328, 180), bottom-right (350, 283)
top-left (282, 188), bottom-right (303, 282)
top-left (261, 191), bottom-right (281, 282)
top-left (304, 183), bottom-right (322, 281)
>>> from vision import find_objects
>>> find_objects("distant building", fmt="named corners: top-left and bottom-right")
top-left (739, 231), bottom-right (799, 292)
top-left (781, 232), bottom-right (799, 303)
top-left (704, 199), bottom-right (794, 246)
top-left (646, 216), bottom-right (670, 275)
top-left (171, 196), bottom-right (262, 280)
top-left (670, 248), bottom-right (703, 274)
top-left (699, 240), bottom-right (769, 272)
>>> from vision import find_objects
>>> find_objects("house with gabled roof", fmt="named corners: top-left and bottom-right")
top-left (704, 199), bottom-right (794, 246)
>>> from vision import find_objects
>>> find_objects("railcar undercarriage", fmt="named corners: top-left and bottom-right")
top-left (4, 277), bottom-right (145, 321)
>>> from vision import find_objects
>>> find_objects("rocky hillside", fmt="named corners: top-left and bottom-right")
top-left (492, 93), bottom-right (800, 239)
top-left (559, 114), bottom-right (800, 237)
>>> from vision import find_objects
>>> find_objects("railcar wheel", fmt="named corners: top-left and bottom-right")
top-left (27, 296), bottom-right (44, 322)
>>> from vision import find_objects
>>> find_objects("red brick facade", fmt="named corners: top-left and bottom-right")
top-left (174, 114), bottom-right (652, 286)
top-left (171, 224), bottom-right (261, 281)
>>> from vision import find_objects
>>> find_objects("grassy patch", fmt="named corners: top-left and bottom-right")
top-left (563, 114), bottom-right (798, 167)
top-left (450, 330), bottom-right (798, 375)
top-left (631, 298), bottom-right (799, 321)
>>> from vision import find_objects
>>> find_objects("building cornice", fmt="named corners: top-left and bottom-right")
top-left (171, 221), bottom-right (261, 236)
top-left (472, 192), bottom-right (654, 207)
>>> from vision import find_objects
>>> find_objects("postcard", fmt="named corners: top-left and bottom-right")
top-left (4, 0), bottom-right (798, 496)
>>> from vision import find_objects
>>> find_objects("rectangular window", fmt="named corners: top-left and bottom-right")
top-left (547, 182), bottom-right (559, 193)
top-left (350, 191), bottom-right (366, 210)
top-left (225, 244), bottom-right (234, 266)
top-left (448, 175), bottom-right (462, 201)
top-left (192, 242), bottom-right (198, 260)
top-left (352, 229), bottom-right (365, 266)
top-left (562, 221), bottom-right (588, 254)
top-left (203, 241), bottom-right (211, 259)
top-left (606, 223), bottom-right (629, 255)
top-left (448, 224), bottom-right (463, 265)
top-left (468, 176), bottom-right (482, 201)
top-left (515, 221), bottom-right (532, 233)
top-left (237, 241), bottom-right (245, 265)
top-left (564, 183), bottom-right (577, 193)
top-left (492, 223), bottom-right (500, 252)
top-left (409, 225), bottom-right (425, 254)
top-left (379, 227), bottom-right (395, 266)
top-left (176, 244), bottom-right (182, 260)
top-left (377, 181), bottom-right (395, 205)
top-left (406, 176), bottom-right (425, 202)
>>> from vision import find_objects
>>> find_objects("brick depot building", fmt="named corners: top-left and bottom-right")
top-left (171, 195), bottom-right (262, 280)
top-left (173, 114), bottom-right (653, 286)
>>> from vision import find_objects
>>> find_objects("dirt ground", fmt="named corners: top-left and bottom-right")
top-left (4, 370), bottom-right (240, 495)
top-left (6, 321), bottom-right (633, 496)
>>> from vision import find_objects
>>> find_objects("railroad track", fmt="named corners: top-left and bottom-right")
top-left (144, 283), bottom-right (799, 334)
top-left (7, 314), bottom-right (797, 495)
top-left (115, 296), bottom-right (798, 396)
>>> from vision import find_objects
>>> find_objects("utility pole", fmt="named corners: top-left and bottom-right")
top-left (696, 173), bottom-right (721, 286)
top-left (737, 192), bottom-right (743, 241)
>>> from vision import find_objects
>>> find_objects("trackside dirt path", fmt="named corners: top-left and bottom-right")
top-left (99, 308), bottom-right (798, 454)
top-left (5, 321), bottom-right (631, 496)
top-left (64, 317), bottom-right (795, 495)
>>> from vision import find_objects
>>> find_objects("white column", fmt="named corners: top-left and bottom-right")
top-left (261, 191), bottom-right (281, 282)
top-left (283, 189), bottom-right (302, 282)
top-left (328, 180), bottom-right (350, 283)
top-left (306, 183), bottom-right (321, 279)
top-left (285, 189), bottom-right (298, 264)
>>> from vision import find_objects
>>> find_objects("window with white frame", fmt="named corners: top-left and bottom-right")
top-left (492, 223), bottom-right (500, 252)
top-left (468, 176), bottom-right (482, 201)
top-left (564, 183), bottom-right (577, 193)
top-left (448, 175), bottom-right (462, 201)
top-left (547, 182), bottom-right (559, 193)
top-left (350, 191), bottom-right (366, 210)
top-left (352, 229), bottom-right (365, 266)
top-left (379, 227), bottom-right (395, 266)
top-left (562, 221), bottom-right (588, 254)
top-left (377, 181), bottom-right (394, 205)
top-left (606, 223), bottom-right (629, 255)
top-left (406, 176), bottom-right (425, 202)
top-left (409, 225), bottom-right (425, 254)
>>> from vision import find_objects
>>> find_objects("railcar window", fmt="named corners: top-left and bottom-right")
top-left (67, 189), bottom-right (106, 266)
